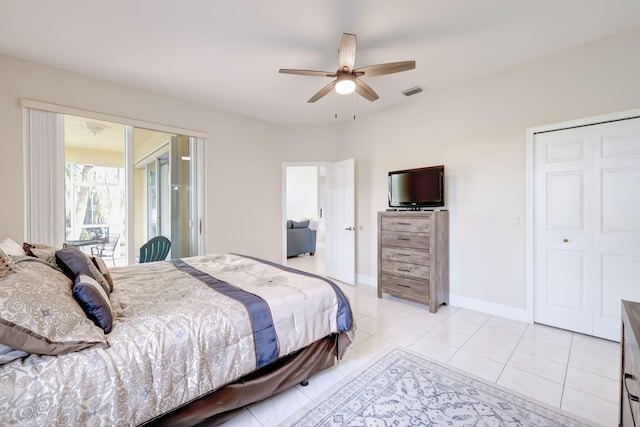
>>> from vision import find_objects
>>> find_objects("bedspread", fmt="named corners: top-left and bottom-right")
top-left (0, 253), bottom-right (354, 426)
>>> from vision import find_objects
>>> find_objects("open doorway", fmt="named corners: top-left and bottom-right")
top-left (283, 163), bottom-right (326, 275)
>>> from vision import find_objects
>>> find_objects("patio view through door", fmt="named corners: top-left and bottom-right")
top-left (140, 134), bottom-right (199, 260)
top-left (57, 113), bottom-right (205, 264)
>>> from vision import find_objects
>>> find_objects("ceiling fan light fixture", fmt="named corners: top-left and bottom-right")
top-left (280, 33), bottom-right (415, 104)
top-left (335, 77), bottom-right (356, 95)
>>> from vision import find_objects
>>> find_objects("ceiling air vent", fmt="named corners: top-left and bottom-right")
top-left (402, 86), bottom-right (423, 97)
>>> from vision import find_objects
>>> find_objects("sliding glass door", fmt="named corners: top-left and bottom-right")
top-left (25, 107), bottom-right (206, 265)
top-left (145, 153), bottom-right (170, 241)
top-left (134, 131), bottom-right (203, 260)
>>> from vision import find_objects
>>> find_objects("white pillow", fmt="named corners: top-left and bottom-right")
top-left (0, 343), bottom-right (29, 364)
top-left (0, 238), bottom-right (25, 256)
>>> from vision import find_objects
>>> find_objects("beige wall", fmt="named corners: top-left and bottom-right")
top-left (335, 29), bottom-right (640, 316)
top-left (1, 28), bottom-right (638, 319)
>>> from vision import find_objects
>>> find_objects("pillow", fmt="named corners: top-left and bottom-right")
top-left (90, 256), bottom-right (114, 292)
top-left (0, 248), bottom-right (18, 278)
top-left (0, 259), bottom-right (108, 354)
top-left (0, 238), bottom-right (25, 256)
top-left (0, 343), bottom-right (29, 364)
top-left (73, 274), bottom-right (113, 334)
top-left (23, 242), bottom-right (59, 264)
top-left (291, 219), bottom-right (310, 229)
top-left (55, 247), bottom-right (111, 295)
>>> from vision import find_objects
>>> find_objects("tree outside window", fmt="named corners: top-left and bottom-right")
top-left (65, 163), bottom-right (125, 242)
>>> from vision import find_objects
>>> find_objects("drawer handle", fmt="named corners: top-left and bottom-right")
top-left (625, 373), bottom-right (639, 402)
top-left (398, 253), bottom-right (411, 257)
top-left (397, 222), bottom-right (411, 225)
top-left (398, 238), bottom-right (411, 241)
top-left (397, 268), bottom-right (411, 272)
top-left (397, 284), bottom-right (410, 288)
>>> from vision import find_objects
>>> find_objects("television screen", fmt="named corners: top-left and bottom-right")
top-left (388, 165), bottom-right (444, 208)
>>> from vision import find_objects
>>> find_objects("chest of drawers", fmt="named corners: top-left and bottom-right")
top-left (621, 300), bottom-right (640, 426)
top-left (377, 211), bottom-right (449, 313)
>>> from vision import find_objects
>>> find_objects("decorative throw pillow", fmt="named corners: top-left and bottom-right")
top-left (0, 259), bottom-right (108, 354)
top-left (23, 242), bottom-right (59, 264)
top-left (55, 247), bottom-right (111, 295)
top-left (0, 248), bottom-right (18, 278)
top-left (73, 274), bottom-right (113, 334)
top-left (90, 256), bottom-right (114, 292)
top-left (0, 238), bottom-right (25, 256)
top-left (291, 219), bottom-right (310, 229)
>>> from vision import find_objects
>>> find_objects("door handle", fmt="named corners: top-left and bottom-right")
top-left (344, 226), bottom-right (354, 231)
top-left (562, 238), bottom-right (569, 243)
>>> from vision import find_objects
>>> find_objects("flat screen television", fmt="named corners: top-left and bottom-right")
top-left (388, 165), bottom-right (445, 208)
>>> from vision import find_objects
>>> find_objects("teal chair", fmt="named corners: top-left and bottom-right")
top-left (139, 236), bottom-right (171, 263)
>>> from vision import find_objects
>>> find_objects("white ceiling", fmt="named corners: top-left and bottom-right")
top-left (1, 0), bottom-right (639, 125)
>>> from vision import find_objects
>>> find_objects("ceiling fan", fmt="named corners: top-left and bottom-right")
top-left (279, 33), bottom-right (416, 103)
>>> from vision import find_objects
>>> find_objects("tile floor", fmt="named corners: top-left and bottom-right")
top-left (221, 250), bottom-right (620, 426)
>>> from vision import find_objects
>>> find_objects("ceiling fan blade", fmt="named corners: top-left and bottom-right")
top-left (354, 60), bottom-right (416, 77)
top-left (354, 78), bottom-right (379, 102)
top-left (308, 80), bottom-right (337, 103)
top-left (338, 33), bottom-right (357, 72)
top-left (279, 69), bottom-right (336, 77)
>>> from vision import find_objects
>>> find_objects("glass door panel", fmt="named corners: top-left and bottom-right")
top-left (134, 130), bottom-right (203, 261)
top-left (63, 116), bottom-right (126, 263)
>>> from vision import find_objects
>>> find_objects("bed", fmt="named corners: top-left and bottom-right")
top-left (0, 245), bottom-right (355, 426)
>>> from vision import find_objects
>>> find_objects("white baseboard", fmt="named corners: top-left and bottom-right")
top-left (449, 294), bottom-right (533, 324)
top-left (356, 274), bottom-right (377, 287)
top-left (352, 278), bottom-right (532, 324)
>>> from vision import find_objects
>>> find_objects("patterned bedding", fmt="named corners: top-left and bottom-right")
top-left (0, 253), bottom-right (354, 426)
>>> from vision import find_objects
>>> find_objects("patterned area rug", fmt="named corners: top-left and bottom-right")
top-left (284, 348), bottom-right (596, 427)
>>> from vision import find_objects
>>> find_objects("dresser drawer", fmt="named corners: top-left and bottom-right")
top-left (380, 274), bottom-right (429, 301)
top-left (380, 259), bottom-right (429, 281)
top-left (381, 247), bottom-right (429, 265)
top-left (624, 320), bottom-right (640, 425)
top-left (381, 216), bottom-right (430, 233)
top-left (380, 231), bottom-right (429, 249)
top-left (622, 394), bottom-right (635, 427)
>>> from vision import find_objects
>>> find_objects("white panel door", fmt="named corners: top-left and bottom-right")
top-left (592, 120), bottom-right (640, 339)
top-left (325, 159), bottom-right (355, 285)
top-left (534, 117), bottom-right (640, 341)
top-left (534, 127), bottom-right (594, 335)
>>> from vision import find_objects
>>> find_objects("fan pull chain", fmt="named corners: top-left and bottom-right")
top-left (334, 90), bottom-right (338, 119)
top-left (353, 91), bottom-right (356, 120)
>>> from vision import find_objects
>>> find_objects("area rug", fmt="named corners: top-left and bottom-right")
top-left (283, 348), bottom-right (596, 427)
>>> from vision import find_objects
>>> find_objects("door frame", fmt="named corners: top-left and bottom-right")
top-left (525, 107), bottom-right (640, 324)
top-left (281, 161), bottom-right (329, 265)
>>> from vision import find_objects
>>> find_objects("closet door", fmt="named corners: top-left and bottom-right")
top-left (533, 126), bottom-right (595, 336)
top-left (592, 120), bottom-right (640, 339)
top-left (533, 116), bottom-right (640, 341)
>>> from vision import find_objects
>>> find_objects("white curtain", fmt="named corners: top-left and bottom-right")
top-left (26, 109), bottom-right (65, 246)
